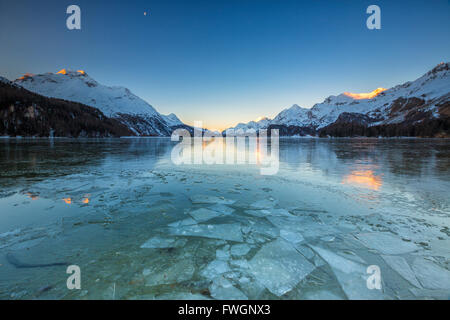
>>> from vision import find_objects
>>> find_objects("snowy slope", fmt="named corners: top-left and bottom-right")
top-left (162, 113), bottom-right (184, 127)
top-left (14, 69), bottom-right (186, 136)
top-left (0, 76), bottom-right (11, 84)
top-left (225, 62), bottom-right (450, 133)
top-left (229, 117), bottom-right (271, 132)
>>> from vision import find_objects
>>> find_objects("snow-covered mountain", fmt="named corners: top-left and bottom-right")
top-left (225, 62), bottom-right (450, 135)
top-left (14, 69), bottom-right (187, 136)
top-left (228, 117), bottom-right (271, 132)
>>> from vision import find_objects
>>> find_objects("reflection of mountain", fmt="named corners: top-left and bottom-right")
top-left (225, 63), bottom-right (450, 137)
top-left (0, 138), bottom-right (172, 192)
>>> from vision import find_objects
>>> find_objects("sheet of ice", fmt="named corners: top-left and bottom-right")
top-left (409, 288), bottom-right (450, 300)
top-left (143, 259), bottom-right (195, 286)
top-left (209, 277), bottom-right (248, 300)
top-left (266, 216), bottom-right (337, 239)
top-left (189, 208), bottom-right (223, 222)
top-left (201, 260), bottom-right (231, 279)
top-left (209, 204), bottom-right (235, 215)
top-left (140, 236), bottom-right (187, 249)
top-left (244, 210), bottom-right (271, 217)
top-left (216, 245), bottom-right (231, 260)
top-left (142, 292), bottom-right (211, 300)
top-left (295, 245), bottom-right (315, 260)
top-left (336, 250), bottom-right (367, 264)
top-left (411, 258), bottom-right (450, 290)
top-left (280, 229), bottom-right (305, 245)
top-left (167, 218), bottom-right (197, 228)
top-left (271, 208), bottom-right (292, 217)
top-left (428, 239), bottom-right (450, 258)
top-left (244, 220), bottom-right (279, 238)
top-left (355, 233), bottom-right (419, 255)
top-left (381, 255), bottom-right (421, 288)
top-left (250, 199), bottom-right (277, 209)
top-left (168, 224), bottom-right (243, 242)
top-left (310, 245), bottom-right (385, 300)
top-left (230, 244), bottom-right (251, 256)
top-left (303, 291), bottom-right (343, 300)
top-left (230, 259), bottom-right (250, 269)
top-left (248, 239), bottom-right (315, 296)
top-left (190, 194), bottom-right (235, 205)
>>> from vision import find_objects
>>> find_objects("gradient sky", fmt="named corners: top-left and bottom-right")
top-left (1, 0), bottom-right (449, 130)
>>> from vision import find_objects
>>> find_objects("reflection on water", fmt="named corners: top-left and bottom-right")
top-left (342, 169), bottom-right (382, 191)
top-left (0, 138), bottom-right (449, 300)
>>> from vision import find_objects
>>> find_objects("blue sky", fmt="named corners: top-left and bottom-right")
top-left (1, 0), bottom-right (449, 130)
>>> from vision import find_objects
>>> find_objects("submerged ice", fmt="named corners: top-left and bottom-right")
top-left (0, 138), bottom-right (449, 300)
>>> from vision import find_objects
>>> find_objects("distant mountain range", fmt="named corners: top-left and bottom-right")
top-left (225, 62), bottom-right (449, 137)
top-left (12, 69), bottom-right (191, 136)
top-left (1, 63), bottom-right (449, 138)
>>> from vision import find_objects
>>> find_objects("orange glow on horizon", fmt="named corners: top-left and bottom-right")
top-left (82, 197), bottom-right (89, 204)
top-left (57, 69), bottom-right (68, 75)
top-left (342, 170), bottom-right (382, 190)
top-left (343, 88), bottom-right (387, 100)
top-left (62, 197), bottom-right (72, 204)
top-left (77, 70), bottom-right (86, 75)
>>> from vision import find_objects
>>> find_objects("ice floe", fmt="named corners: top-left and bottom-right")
top-left (167, 218), bottom-right (197, 228)
top-left (140, 236), bottom-right (187, 249)
top-left (190, 194), bottom-right (235, 205)
top-left (201, 260), bottom-right (231, 279)
top-left (143, 259), bottom-right (195, 286)
top-left (280, 229), bottom-right (305, 245)
top-left (381, 255), bottom-right (421, 288)
top-left (168, 223), bottom-right (243, 242)
top-left (250, 199), bottom-right (277, 209)
top-left (208, 204), bottom-right (235, 215)
top-left (411, 258), bottom-right (450, 290)
top-left (248, 239), bottom-right (315, 296)
top-left (209, 277), bottom-right (247, 300)
top-left (310, 245), bottom-right (386, 299)
top-left (189, 208), bottom-right (223, 222)
top-left (355, 232), bottom-right (419, 255)
top-left (230, 244), bottom-right (251, 256)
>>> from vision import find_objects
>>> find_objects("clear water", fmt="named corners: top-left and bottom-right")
top-left (0, 138), bottom-right (449, 300)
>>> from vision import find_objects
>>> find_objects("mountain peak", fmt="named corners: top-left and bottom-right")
top-left (343, 87), bottom-right (387, 100)
top-left (56, 69), bottom-right (87, 76)
top-left (427, 62), bottom-right (449, 75)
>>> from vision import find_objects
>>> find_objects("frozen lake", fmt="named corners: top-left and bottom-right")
top-left (0, 138), bottom-right (449, 299)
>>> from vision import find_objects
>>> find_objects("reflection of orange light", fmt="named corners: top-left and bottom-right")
top-left (342, 170), bottom-right (382, 190)
top-left (77, 70), bottom-right (86, 75)
top-left (343, 88), bottom-right (387, 100)
top-left (25, 192), bottom-right (39, 200)
top-left (63, 197), bottom-right (72, 204)
top-left (57, 69), bottom-right (67, 75)
top-left (82, 198), bottom-right (89, 204)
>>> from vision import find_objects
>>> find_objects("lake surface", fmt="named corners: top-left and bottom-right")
top-left (0, 138), bottom-right (449, 300)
